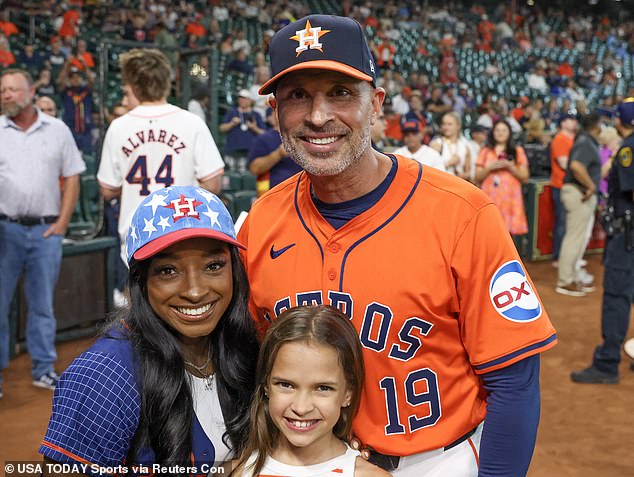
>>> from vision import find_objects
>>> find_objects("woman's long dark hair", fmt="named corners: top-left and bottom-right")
top-left (113, 246), bottom-right (258, 471)
top-left (486, 119), bottom-right (517, 162)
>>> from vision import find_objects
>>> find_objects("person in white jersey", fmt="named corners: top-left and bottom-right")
top-left (97, 48), bottom-right (224, 266)
top-left (392, 120), bottom-right (446, 171)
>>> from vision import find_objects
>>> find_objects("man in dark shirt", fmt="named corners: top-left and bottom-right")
top-left (16, 43), bottom-right (44, 77)
top-left (247, 108), bottom-right (302, 195)
top-left (57, 61), bottom-right (94, 154)
top-left (45, 36), bottom-right (67, 81)
top-left (555, 113), bottom-right (602, 297)
top-left (571, 98), bottom-right (634, 383)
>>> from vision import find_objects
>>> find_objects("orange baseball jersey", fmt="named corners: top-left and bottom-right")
top-left (550, 131), bottom-right (574, 188)
top-left (238, 155), bottom-right (557, 456)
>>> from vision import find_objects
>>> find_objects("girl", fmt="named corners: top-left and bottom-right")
top-left (475, 119), bottom-right (530, 236)
top-left (40, 186), bottom-right (259, 476)
top-left (234, 305), bottom-right (389, 477)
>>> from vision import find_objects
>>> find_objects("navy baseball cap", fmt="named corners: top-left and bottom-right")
top-left (259, 15), bottom-right (376, 95)
top-left (558, 113), bottom-right (577, 124)
top-left (401, 120), bottom-right (421, 133)
top-left (616, 97), bottom-right (634, 127)
top-left (470, 124), bottom-right (489, 134)
top-left (126, 186), bottom-right (244, 264)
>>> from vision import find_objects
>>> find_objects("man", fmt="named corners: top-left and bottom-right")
top-left (35, 95), bottom-right (57, 117)
top-left (57, 61), bottom-right (94, 154)
top-left (97, 48), bottom-right (224, 268)
top-left (219, 88), bottom-right (265, 171)
top-left (227, 49), bottom-right (254, 75)
top-left (555, 114), bottom-right (602, 297)
top-left (0, 68), bottom-right (85, 398)
top-left (393, 120), bottom-right (445, 171)
top-left (238, 15), bottom-right (557, 477)
top-left (424, 83), bottom-right (452, 125)
top-left (550, 113), bottom-right (578, 265)
top-left (247, 107), bottom-right (302, 196)
top-left (45, 36), bottom-right (67, 81)
top-left (16, 43), bottom-right (44, 76)
top-left (571, 98), bottom-right (634, 383)
top-left (402, 90), bottom-right (431, 144)
top-left (68, 39), bottom-right (95, 72)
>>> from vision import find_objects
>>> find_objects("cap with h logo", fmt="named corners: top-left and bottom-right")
top-left (259, 15), bottom-right (376, 95)
top-left (126, 185), bottom-right (244, 264)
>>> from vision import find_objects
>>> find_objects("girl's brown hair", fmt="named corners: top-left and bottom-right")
top-left (234, 305), bottom-right (365, 477)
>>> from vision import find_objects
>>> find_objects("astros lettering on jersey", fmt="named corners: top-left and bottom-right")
top-left (97, 103), bottom-right (224, 259)
top-left (238, 156), bottom-right (557, 456)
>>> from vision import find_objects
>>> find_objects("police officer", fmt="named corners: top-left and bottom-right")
top-left (571, 97), bottom-right (634, 384)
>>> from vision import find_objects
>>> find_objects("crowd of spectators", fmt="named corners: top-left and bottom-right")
top-left (0, 1), bottom-right (633, 187)
top-left (0, 0), bottom-right (634, 146)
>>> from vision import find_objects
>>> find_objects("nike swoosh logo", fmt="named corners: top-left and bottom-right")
top-left (270, 243), bottom-right (296, 259)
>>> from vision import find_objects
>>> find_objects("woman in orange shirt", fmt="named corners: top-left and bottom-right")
top-left (475, 120), bottom-right (530, 236)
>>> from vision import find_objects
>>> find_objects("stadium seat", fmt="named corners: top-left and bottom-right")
top-left (222, 170), bottom-right (243, 192)
top-left (82, 153), bottom-right (97, 175)
top-left (241, 171), bottom-right (257, 191)
top-left (80, 175), bottom-right (102, 224)
top-left (231, 190), bottom-right (257, 217)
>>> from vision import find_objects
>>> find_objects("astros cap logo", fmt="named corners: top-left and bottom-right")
top-left (489, 260), bottom-right (542, 322)
top-left (291, 19), bottom-right (331, 57)
top-left (259, 15), bottom-right (376, 95)
top-left (166, 194), bottom-right (202, 221)
top-left (126, 185), bottom-right (245, 265)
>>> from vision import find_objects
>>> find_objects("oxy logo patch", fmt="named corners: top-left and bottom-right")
top-left (489, 260), bottom-right (542, 322)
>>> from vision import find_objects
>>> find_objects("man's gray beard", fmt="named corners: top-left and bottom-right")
top-left (1, 99), bottom-right (28, 118)
top-left (281, 127), bottom-right (371, 177)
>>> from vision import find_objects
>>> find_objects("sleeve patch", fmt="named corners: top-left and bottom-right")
top-left (618, 147), bottom-right (632, 168)
top-left (489, 260), bottom-right (542, 322)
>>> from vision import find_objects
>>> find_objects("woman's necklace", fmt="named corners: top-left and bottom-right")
top-left (184, 353), bottom-right (215, 390)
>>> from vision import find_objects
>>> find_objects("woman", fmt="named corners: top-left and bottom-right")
top-left (475, 120), bottom-right (530, 236)
top-left (40, 186), bottom-right (259, 476)
top-left (430, 111), bottom-right (473, 181)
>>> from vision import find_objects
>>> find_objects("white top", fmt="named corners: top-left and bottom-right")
top-left (187, 99), bottom-right (207, 123)
top-left (393, 145), bottom-right (446, 172)
top-left (0, 111), bottom-right (85, 216)
top-left (243, 445), bottom-right (359, 477)
top-left (429, 135), bottom-right (471, 177)
top-left (189, 373), bottom-right (233, 462)
top-left (97, 103), bottom-right (224, 257)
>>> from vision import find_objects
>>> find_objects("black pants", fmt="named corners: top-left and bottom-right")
top-left (593, 233), bottom-right (634, 375)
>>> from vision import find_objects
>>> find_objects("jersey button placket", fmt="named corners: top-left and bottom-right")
top-left (325, 241), bottom-right (340, 282)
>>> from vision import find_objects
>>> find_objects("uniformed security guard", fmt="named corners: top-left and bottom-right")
top-left (571, 97), bottom-right (634, 384)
